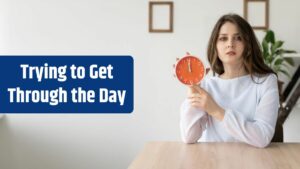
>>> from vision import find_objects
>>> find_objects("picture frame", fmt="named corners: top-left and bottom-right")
top-left (244, 0), bottom-right (269, 30)
top-left (149, 1), bottom-right (173, 33)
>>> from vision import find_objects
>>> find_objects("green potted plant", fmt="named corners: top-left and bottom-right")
top-left (262, 30), bottom-right (297, 143)
top-left (262, 30), bottom-right (296, 93)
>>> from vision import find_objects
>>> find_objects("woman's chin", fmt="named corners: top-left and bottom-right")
top-left (220, 56), bottom-right (242, 65)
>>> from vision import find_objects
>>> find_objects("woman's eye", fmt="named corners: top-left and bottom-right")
top-left (219, 37), bottom-right (227, 41)
top-left (236, 36), bottom-right (242, 41)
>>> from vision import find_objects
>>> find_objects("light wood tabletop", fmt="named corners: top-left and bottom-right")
top-left (128, 141), bottom-right (300, 169)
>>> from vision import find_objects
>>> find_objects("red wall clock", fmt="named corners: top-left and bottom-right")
top-left (174, 53), bottom-right (209, 85)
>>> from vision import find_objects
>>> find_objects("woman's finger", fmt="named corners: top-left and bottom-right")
top-left (190, 101), bottom-right (203, 108)
top-left (192, 85), bottom-right (206, 94)
top-left (188, 97), bottom-right (202, 103)
top-left (187, 86), bottom-right (198, 94)
top-left (188, 93), bottom-right (201, 98)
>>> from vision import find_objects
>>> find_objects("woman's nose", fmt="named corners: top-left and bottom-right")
top-left (227, 39), bottom-right (234, 48)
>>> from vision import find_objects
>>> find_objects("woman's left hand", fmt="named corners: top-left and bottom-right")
top-left (188, 85), bottom-right (225, 121)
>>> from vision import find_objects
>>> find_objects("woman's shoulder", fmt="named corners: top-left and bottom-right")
top-left (200, 75), bottom-right (225, 89)
top-left (201, 73), bottom-right (251, 84)
top-left (201, 73), bottom-right (277, 88)
top-left (253, 73), bottom-right (279, 94)
top-left (254, 73), bottom-right (278, 86)
top-left (200, 75), bottom-right (214, 87)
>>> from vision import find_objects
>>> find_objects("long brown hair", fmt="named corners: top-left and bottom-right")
top-left (207, 13), bottom-right (276, 80)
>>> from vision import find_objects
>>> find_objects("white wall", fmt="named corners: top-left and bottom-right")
top-left (0, 0), bottom-right (299, 169)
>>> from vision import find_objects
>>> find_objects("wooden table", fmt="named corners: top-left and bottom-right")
top-left (128, 142), bottom-right (300, 169)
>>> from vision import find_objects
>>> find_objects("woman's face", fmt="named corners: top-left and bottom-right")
top-left (216, 22), bottom-right (245, 66)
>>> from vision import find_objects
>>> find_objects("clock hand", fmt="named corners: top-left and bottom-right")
top-left (188, 59), bottom-right (191, 72)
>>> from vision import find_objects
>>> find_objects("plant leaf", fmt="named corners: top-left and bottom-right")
top-left (279, 68), bottom-right (291, 78)
top-left (273, 64), bottom-right (280, 73)
top-left (281, 63), bottom-right (290, 69)
top-left (283, 50), bottom-right (297, 53)
top-left (274, 58), bottom-right (284, 66)
top-left (265, 30), bottom-right (275, 43)
top-left (284, 57), bottom-right (295, 66)
top-left (275, 49), bottom-right (284, 55)
top-left (262, 39), bottom-right (269, 57)
top-left (271, 41), bottom-right (284, 52)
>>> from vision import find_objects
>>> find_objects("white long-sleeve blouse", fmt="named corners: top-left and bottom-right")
top-left (180, 73), bottom-right (279, 148)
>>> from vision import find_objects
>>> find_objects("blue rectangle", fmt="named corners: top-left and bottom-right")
top-left (0, 55), bottom-right (134, 113)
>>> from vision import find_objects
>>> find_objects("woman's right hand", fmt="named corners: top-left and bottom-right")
top-left (187, 85), bottom-right (225, 121)
top-left (187, 85), bottom-right (202, 108)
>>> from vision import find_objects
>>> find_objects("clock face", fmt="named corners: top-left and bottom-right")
top-left (175, 56), bottom-right (205, 85)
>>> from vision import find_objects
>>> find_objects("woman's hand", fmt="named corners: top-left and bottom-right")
top-left (187, 85), bottom-right (225, 121)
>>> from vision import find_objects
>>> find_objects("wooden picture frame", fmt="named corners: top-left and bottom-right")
top-left (244, 0), bottom-right (269, 30)
top-left (149, 1), bottom-right (173, 33)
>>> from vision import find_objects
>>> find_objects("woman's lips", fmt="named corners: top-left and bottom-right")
top-left (226, 51), bottom-right (236, 55)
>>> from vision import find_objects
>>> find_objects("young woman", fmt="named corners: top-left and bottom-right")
top-left (180, 14), bottom-right (279, 148)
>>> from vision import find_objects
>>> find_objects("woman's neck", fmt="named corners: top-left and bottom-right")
top-left (220, 63), bottom-right (248, 79)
